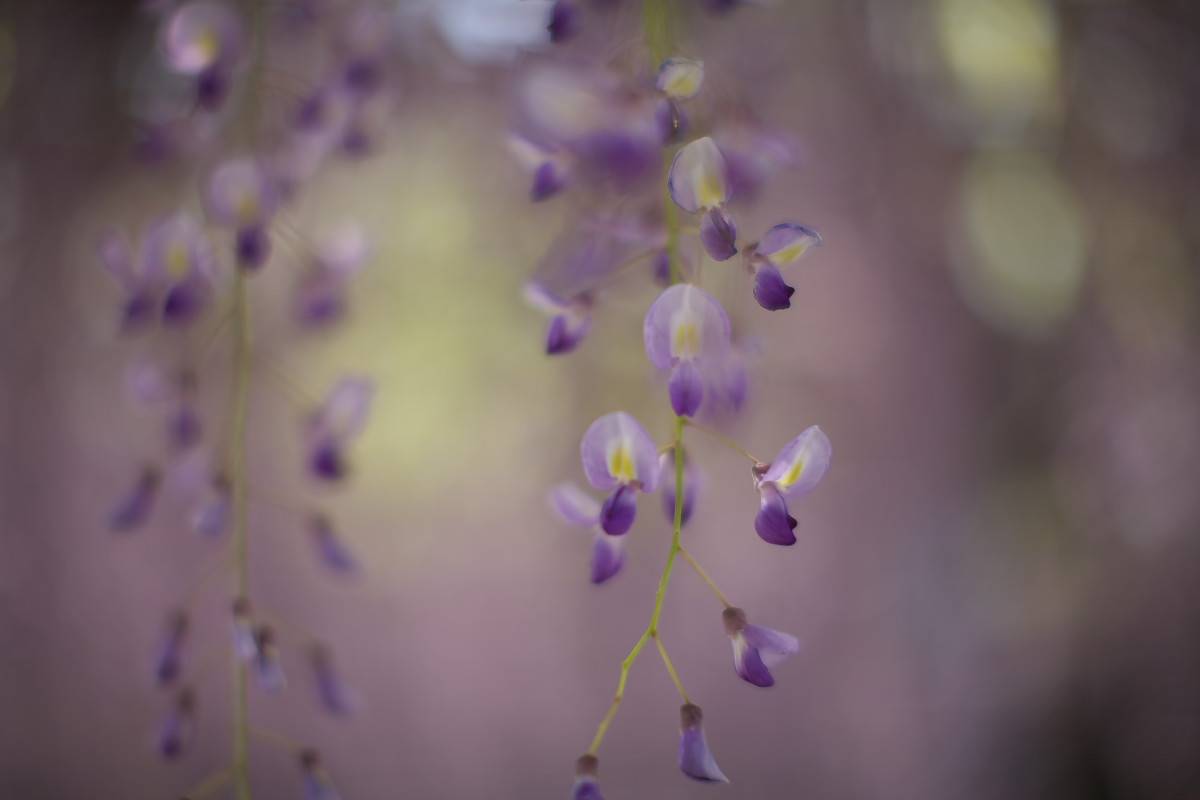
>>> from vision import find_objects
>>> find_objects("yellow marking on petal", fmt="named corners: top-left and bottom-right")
top-left (672, 320), bottom-right (700, 360)
top-left (609, 444), bottom-right (637, 483)
top-left (665, 72), bottom-right (700, 98)
top-left (167, 244), bottom-right (189, 278)
top-left (772, 241), bottom-right (810, 265)
top-left (236, 192), bottom-right (258, 224)
top-left (197, 30), bottom-right (219, 63)
top-left (694, 165), bottom-right (725, 210)
top-left (781, 458), bottom-right (805, 488)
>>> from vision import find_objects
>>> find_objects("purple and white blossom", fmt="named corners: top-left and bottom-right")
top-left (108, 466), bottom-right (161, 533)
top-left (752, 425), bottom-right (831, 545)
top-left (295, 224), bottom-right (372, 329)
top-left (580, 412), bottom-right (660, 536)
top-left (571, 754), bottom-right (604, 800)
top-left (203, 158), bottom-right (278, 270)
top-left (550, 482), bottom-right (626, 584)
top-left (310, 644), bottom-right (361, 716)
top-left (668, 137), bottom-right (738, 261)
top-left (231, 596), bottom-right (257, 662)
top-left (160, 1), bottom-right (245, 111)
top-left (192, 474), bottom-right (231, 538)
top-left (154, 610), bottom-right (189, 686)
top-left (750, 223), bottom-right (822, 311)
top-left (722, 606), bottom-right (800, 688)
top-left (678, 703), bottom-right (728, 783)
top-left (306, 377), bottom-right (374, 482)
top-left (644, 284), bottom-right (732, 417)
top-left (254, 625), bottom-right (287, 693)
top-left (300, 749), bottom-right (343, 800)
top-left (525, 281), bottom-right (592, 356)
top-left (310, 514), bottom-right (360, 575)
top-left (158, 687), bottom-right (196, 760)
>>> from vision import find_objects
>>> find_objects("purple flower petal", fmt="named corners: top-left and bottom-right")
top-left (231, 597), bottom-right (257, 662)
top-left (547, 1), bottom-right (581, 43)
top-left (669, 360), bottom-right (705, 417)
top-left (309, 440), bottom-right (348, 482)
top-left (753, 262), bottom-right (794, 310)
top-left (254, 626), bottom-right (287, 693)
top-left (743, 623), bottom-right (800, 668)
top-left (678, 704), bottom-right (729, 783)
top-left (668, 137), bottom-right (730, 213)
top-left (311, 515), bottom-right (360, 575)
top-left (532, 160), bottom-right (568, 202)
top-left (195, 64), bottom-right (232, 112)
top-left (203, 157), bottom-right (278, 229)
top-left (655, 98), bottom-right (690, 146)
top-left (643, 284), bottom-right (732, 370)
top-left (545, 297), bottom-right (592, 355)
top-left (590, 530), bottom-right (625, 584)
top-left (599, 484), bottom-right (637, 536)
top-left (755, 222), bottom-right (821, 267)
top-left (162, 275), bottom-right (211, 327)
top-left (97, 230), bottom-right (137, 289)
top-left (154, 611), bottom-right (189, 686)
top-left (143, 212), bottom-right (213, 283)
top-left (580, 411), bottom-right (660, 493)
top-left (699, 206), bottom-right (738, 262)
top-left (166, 400), bottom-right (203, 452)
top-left (754, 483), bottom-right (797, 546)
top-left (161, 0), bottom-right (244, 75)
top-left (300, 750), bottom-right (343, 800)
top-left (550, 483), bottom-right (601, 527)
top-left (158, 688), bottom-right (196, 760)
top-left (120, 289), bottom-right (159, 334)
top-left (733, 636), bottom-right (776, 687)
top-left (311, 645), bottom-right (361, 716)
top-left (192, 476), bottom-right (231, 538)
top-left (572, 755), bottom-right (604, 800)
top-left (296, 276), bottom-right (347, 329)
top-left (574, 130), bottom-right (660, 193)
top-left (108, 466), bottom-right (160, 533)
top-left (761, 425), bottom-right (832, 498)
top-left (235, 225), bottom-right (272, 270)
top-left (310, 377), bottom-right (374, 446)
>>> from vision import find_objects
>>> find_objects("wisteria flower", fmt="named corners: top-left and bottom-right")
top-left (254, 625), bottom-right (286, 692)
top-left (550, 482), bottom-right (625, 584)
top-left (310, 644), bottom-right (361, 716)
top-left (108, 466), bottom-right (161, 533)
top-left (154, 610), bottom-right (189, 686)
top-left (306, 377), bottom-right (373, 482)
top-left (752, 425), bottom-right (831, 545)
top-left (571, 754), bottom-right (604, 800)
top-left (580, 412), bottom-right (660, 536)
top-left (654, 59), bottom-right (703, 145)
top-left (508, 134), bottom-right (572, 202)
top-left (750, 223), bottom-right (821, 311)
top-left (97, 231), bottom-right (158, 334)
top-left (547, 1), bottom-right (582, 43)
top-left (722, 606), bottom-right (800, 688)
top-left (231, 596), bottom-right (257, 661)
top-left (203, 157), bottom-right (278, 269)
top-left (143, 213), bottom-right (218, 327)
top-left (300, 749), bottom-right (342, 800)
top-left (678, 703), bottom-right (728, 783)
top-left (160, 1), bottom-right (245, 112)
top-left (127, 362), bottom-right (204, 452)
top-left (192, 474), bottom-right (231, 538)
top-left (158, 687), bottom-right (196, 760)
top-left (668, 137), bottom-right (737, 261)
top-left (644, 284), bottom-right (732, 417)
top-left (295, 224), bottom-right (372, 329)
top-left (525, 281), bottom-right (592, 355)
top-left (309, 514), bottom-right (360, 575)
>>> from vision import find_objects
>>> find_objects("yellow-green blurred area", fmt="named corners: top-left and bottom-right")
top-left (3, 1), bottom-right (1200, 799)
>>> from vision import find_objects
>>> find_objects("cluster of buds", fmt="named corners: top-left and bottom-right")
top-left (519, 1), bottom-right (833, 795)
top-left (98, 2), bottom-right (396, 797)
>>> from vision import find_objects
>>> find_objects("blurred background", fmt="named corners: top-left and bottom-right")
top-left (2, 0), bottom-right (1200, 798)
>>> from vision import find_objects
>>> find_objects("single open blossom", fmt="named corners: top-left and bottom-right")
top-left (550, 482), bottom-right (625, 584)
top-left (254, 625), bottom-right (287, 693)
top-left (310, 514), bottom-right (360, 575)
top-left (108, 465), bottom-right (161, 533)
top-left (580, 412), bottom-right (660, 536)
top-left (158, 687), bottom-right (196, 760)
top-left (722, 606), bottom-right (800, 688)
top-left (336, 3), bottom-right (394, 99)
top-left (295, 224), bottom-right (372, 329)
top-left (668, 137), bottom-right (738, 261)
top-left (678, 703), bottom-right (729, 783)
top-left (752, 425), bottom-right (831, 545)
top-left (161, 1), bottom-right (245, 111)
top-left (203, 158), bottom-right (278, 270)
top-left (508, 135), bottom-right (572, 202)
top-left (654, 60), bottom-right (702, 144)
top-left (192, 474), bottom-right (231, 538)
top-left (571, 754), bottom-right (604, 800)
top-left (231, 596), bottom-right (257, 662)
top-left (300, 749), bottom-right (342, 800)
top-left (97, 231), bottom-right (157, 334)
top-left (525, 282), bottom-right (592, 355)
top-left (143, 213), bottom-right (218, 327)
top-left (644, 284), bottom-right (732, 417)
top-left (307, 377), bottom-right (374, 482)
top-left (659, 449), bottom-right (698, 526)
top-left (310, 644), bottom-right (361, 716)
top-left (750, 223), bottom-right (822, 311)
top-left (154, 610), bottom-right (189, 686)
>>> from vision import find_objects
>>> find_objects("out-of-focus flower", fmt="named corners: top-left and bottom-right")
top-left (668, 137), bottom-right (737, 261)
top-left (158, 687), bottom-right (196, 760)
top-left (192, 473), bottom-right (231, 538)
top-left (654, 60), bottom-right (703, 145)
top-left (336, 3), bottom-right (394, 99)
top-left (659, 449), bottom-right (698, 526)
top-left (678, 703), bottom-right (728, 783)
top-left (253, 625), bottom-right (286, 693)
top-left (300, 749), bottom-right (342, 800)
top-left (108, 465), bottom-right (161, 533)
top-left (295, 224), bottom-right (371, 329)
top-left (203, 158), bottom-right (279, 270)
top-left (547, 1), bottom-right (581, 43)
top-left (144, 213), bottom-right (219, 327)
top-left (310, 644), bottom-right (361, 716)
top-left (231, 596), bottom-right (257, 661)
top-left (309, 514), bottom-right (360, 575)
top-left (160, 1), bottom-right (245, 112)
top-left (571, 754), bottom-right (604, 800)
top-left (97, 231), bottom-right (158, 334)
top-left (550, 482), bottom-right (625, 584)
top-left (525, 282), bottom-right (592, 355)
top-left (508, 134), bottom-right (572, 202)
top-left (752, 425), bottom-right (831, 546)
top-left (722, 606), bottom-right (799, 688)
top-left (749, 223), bottom-right (821, 311)
top-left (580, 412), bottom-right (661, 536)
top-left (306, 377), bottom-right (374, 482)
top-left (154, 610), bottom-right (188, 686)
top-left (644, 284), bottom-right (732, 417)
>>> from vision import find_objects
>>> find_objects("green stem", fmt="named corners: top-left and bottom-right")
top-left (229, 272), bottom-right (253, 800)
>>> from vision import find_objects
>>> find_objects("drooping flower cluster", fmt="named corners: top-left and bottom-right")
top-left (519, 2), bottom-right (834, 795)
top-left (97, 2), bottom-right (397, 797)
